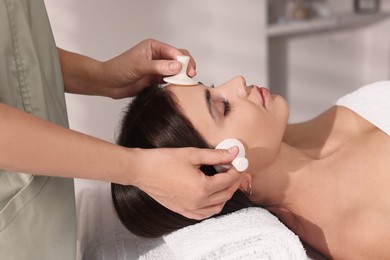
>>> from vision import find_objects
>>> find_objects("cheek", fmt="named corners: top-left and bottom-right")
top-left (223, 110), bottom-right (265, 143)
top-left (227, 108), bottom-right (283, 149)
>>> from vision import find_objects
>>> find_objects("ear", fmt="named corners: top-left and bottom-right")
top-left (238, 172), bottom-right (252, 193)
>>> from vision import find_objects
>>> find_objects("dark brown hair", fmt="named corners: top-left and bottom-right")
top-left (111, 85), bottom-right (253, 238)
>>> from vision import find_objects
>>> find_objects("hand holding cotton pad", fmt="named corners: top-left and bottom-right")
top-left (214, 138), bottom-right (249, 172)
top-left (163, 56), bottom-right (198, 86)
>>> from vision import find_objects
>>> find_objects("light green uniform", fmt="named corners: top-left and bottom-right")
top-left (0, 0), bottom-right (76, 259)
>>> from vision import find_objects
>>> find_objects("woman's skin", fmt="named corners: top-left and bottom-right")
top-left (168, 76), bottom-right (390, 259)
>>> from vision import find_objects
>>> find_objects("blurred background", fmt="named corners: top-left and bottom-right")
top-left (44, 0), bottom-right (390, 142)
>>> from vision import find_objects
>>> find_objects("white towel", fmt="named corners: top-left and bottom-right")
top-left (76, 185), bottom-right (308, 260)
top-left (336, 81), bottom-right (390, 136)
top-left (136, 237), bottom-right (175, 260)
top-left (148, 207), bottom-right (306, 260)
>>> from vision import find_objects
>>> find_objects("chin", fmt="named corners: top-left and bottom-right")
top-left (273, 95), bottom-right (289, 124)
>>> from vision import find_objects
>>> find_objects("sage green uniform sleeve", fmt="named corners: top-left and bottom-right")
top-left (0, 0), bottom-right (76, 259)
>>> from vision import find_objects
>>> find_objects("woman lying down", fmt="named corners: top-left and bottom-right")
top-left (111, 76), bottom-right (390, 259)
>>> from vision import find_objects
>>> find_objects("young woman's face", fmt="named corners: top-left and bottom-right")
top-left (168, 76), bottom-right (288, 167)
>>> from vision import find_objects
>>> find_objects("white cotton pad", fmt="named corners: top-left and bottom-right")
top-left (163, 56), bottom-right (198, 86)
top-left (214, 138), bottom-right (249, 172)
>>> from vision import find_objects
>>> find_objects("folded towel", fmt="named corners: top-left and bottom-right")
top-left (336, 81), bottom-right (390, 136)
top-left (136, 237), bottom-right (175, 260)
top-left (161, 207), bottom-right (306, 260)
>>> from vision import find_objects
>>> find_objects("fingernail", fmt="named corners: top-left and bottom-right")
top-left (228, 146), bottom-right (237, 153)
top-left (169, 62), bottom-right (180, 71)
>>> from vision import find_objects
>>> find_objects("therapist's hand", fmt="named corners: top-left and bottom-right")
top-left (100, 39), bottom-right (196, 99)
top-left (133, 147), bottom-right (243, 220)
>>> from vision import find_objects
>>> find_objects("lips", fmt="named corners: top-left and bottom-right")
top-left (256, 86), bottom-right (268, 108)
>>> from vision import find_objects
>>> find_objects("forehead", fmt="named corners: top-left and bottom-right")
top-left (167, 84), bottom-right (215, 138)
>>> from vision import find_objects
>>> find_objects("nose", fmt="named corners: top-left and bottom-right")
top-left (232, 76), bottom-right (250, 97)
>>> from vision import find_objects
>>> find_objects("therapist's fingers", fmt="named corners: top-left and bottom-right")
top-left (190, 146), bottom-right (243, 202)
top-left (134, 147), bottom-right (243, 220)
top-left (173, 148), bottom-right (244, 220)
top-left (205, 166), bottom-right (243, 194)
top-left (149, 40), bottom-right (197, 76)
top-left (135, 58), bottom-right (196, 79)
top-left (193, 146), bottom-right (240, 166)
top-left (206, 170), bottom-right (244, 203)
top-left (185, 175), bottom-right (244, 220)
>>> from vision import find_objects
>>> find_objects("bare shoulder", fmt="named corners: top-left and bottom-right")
top-left (335, 209), bottom-right (390, 259)
top-left (333, 105), bottom-right (382, 135)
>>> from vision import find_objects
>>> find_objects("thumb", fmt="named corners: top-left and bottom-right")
top-left (195, 146), bottom-right (239, 166)
top-left (145, 60), bottom-right (182, 76)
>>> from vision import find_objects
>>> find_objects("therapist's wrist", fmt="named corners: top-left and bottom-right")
top-left (86, 59), bottom-right (112, 96)
top-left (113, 147), bottom-right (146, 186)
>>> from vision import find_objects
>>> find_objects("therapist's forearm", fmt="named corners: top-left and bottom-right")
top-left (0, 103), bottom-right (137, 185)
top-left (57, 48), bottom-right (108, 96)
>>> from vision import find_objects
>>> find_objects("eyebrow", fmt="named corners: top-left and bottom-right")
top-left (205, 89), bottom-right (216, 121)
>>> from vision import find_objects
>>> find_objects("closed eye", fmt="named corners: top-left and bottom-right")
top-left (223, 99), bottom-right (231, 116)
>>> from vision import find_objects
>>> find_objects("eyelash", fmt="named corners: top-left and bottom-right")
top-left (209, 84), bottom-right (230, 116)
top-left (223, 99), bottom-right (231, 116)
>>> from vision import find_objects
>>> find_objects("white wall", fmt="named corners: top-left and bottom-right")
top-left (285, 0), bottom-right (390, 122)
top-left (45, 0), bottom-right (390, 137)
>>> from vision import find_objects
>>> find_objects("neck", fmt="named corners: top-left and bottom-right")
top-left (248, 142), bottom-right (314, 208)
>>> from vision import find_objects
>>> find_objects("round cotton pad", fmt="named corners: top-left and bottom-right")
top-left (214, 138), bottom-right (249, 172)
top-left (163, 56), bottom-right (198, 86)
